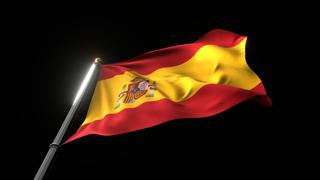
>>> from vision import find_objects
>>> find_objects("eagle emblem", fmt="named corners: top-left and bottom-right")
top-left (115, 77), bottom-right (156, 109)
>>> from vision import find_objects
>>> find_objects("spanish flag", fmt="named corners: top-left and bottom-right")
top-left (65, 29), bottom-right (271, 143)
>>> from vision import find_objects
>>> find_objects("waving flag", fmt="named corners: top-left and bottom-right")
top-left (65, 29), bottom-right (271, 143)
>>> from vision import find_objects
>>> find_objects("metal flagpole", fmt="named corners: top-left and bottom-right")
top-left (34, 58), bottom-right (101, 180)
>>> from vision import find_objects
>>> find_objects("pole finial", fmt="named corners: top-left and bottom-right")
top-left (94, 57), bottom-right (102, 64)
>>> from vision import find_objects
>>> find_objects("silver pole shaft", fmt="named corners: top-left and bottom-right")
top-left (34, 59), bottom-right (101, 180)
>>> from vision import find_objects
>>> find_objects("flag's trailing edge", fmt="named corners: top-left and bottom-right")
top-left (65, 29), bottom-right (271, 144)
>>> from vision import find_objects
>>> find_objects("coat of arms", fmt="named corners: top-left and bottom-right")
top-left (115, 77), bottom-right (156, 109)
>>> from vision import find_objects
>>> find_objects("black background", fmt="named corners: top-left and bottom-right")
top-left (10, 1), bottom-right (306, 179)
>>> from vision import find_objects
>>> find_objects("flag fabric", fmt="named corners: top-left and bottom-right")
top-left (65, 29), bottom-right (271, 143)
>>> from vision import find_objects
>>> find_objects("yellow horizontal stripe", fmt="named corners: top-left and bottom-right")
top-left (83, 38), bottom-right (261, 125)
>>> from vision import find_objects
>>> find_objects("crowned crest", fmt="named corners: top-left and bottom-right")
top-left (115, 77), bottom-right (156, 109)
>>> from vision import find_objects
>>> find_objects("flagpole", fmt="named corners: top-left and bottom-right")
top-left (34, 58), bottom-right (101, 180)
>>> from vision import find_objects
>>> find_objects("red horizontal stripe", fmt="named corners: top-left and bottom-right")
top-left (64, 83), bottom-right (270, 144)
top-left (99, 29), bottom-right (245, 80)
